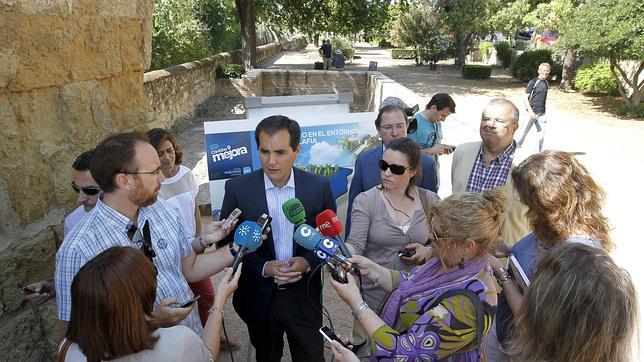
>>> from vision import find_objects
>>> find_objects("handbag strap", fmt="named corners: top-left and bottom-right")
top-left (58, 339), bottom-right (73, 362)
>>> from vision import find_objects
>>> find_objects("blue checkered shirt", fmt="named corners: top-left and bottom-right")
top-left (55, 197), bottom-right (202, 334)
top-left (466, 141), bottom-right (517, 193)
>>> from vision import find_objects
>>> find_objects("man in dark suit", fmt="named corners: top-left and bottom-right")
top-left (346, 105), bottom-right (438, 234)
top-left (220, 115), bottom-right (336, 361)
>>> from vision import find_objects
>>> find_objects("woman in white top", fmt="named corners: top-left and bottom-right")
top-left (59, 246), bottom-right (241, 362)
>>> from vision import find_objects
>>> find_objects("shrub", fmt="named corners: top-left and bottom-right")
top-left (330, 37), bottom-right (355, 60)
top-left (478, 41), bottom-right (494, 60)
top-left (616, 103), bottom-right (644, 118)
top-left (515, 40), bottom-right (530, 51)
top-left (573, 62), bottom-right (619, 95)
top-left (216, 64), bottom-right (245, 79)
top-left (314, 62), bottom-right (324, 70)
top-left (462, 65), bottom-right (492, 79)
top-left (391, 48), bottom-right (415, 59)
top-left (511, 49), bottom-right (554, 81)
top-left (495, 41), bottom-right (512, 68)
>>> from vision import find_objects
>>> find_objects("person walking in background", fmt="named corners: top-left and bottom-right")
top-left (319, 40), bottom-right (332, 70)
top-left (519, 62), bottom-right (551, 153)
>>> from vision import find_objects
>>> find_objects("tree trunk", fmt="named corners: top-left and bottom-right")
top-left (560, 49), bottom-right (576, 91)
top-left (235, 0), bottom-right (256, 70)
top-left (454, 33), bottom-right (468, 68)
top-left (314, 34), bottom-right (320, 47)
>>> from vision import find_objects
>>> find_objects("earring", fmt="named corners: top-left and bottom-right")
top-left (459, 257), bottom-right (465, 269)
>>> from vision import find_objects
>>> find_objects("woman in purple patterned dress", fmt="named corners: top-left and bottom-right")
top-left (331, 190), bottom-right (505, 361)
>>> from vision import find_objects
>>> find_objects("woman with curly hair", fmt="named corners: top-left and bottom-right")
top-left (513, 243), bottom-right (637, 361)
top-left (485, 150), bottom-right (615, 360)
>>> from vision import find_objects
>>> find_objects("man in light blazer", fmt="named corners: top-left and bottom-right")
top-left (346, 104), bottom-right (437, 235)
top-left (451, 98), bottom-right (529, 246)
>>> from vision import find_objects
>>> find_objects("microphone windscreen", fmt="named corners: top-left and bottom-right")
top-left (233, 221), bottom-right (263, 252)
top-left (282, 198), bottom-right (306, 226)
top-left (315, 209), bottom-right (344, 237)
top-left (293, 224), bottom-right (320, 251)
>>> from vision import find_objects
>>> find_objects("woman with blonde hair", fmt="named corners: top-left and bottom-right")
top-left (332, 190), bottom-right (505, 360)
top-left (513, 243), bottom-right (638, 361)
top-left (486, 150), bottom-right (615, 360)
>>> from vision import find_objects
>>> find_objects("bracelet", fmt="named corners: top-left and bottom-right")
top-left (208, 306), bottom-right (224, 315)
top-left (351, 301), bottom-right (370, 319)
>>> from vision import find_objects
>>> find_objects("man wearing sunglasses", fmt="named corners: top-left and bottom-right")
top-left (451, 98), bottom-right (529, 246)
top-left (347, 104), bottom-right (438, 234)
top-left (56, 132), bottom-right (238, 339)
top-left (64, 150), bottom-right (100, 236)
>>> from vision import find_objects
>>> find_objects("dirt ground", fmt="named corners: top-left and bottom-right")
top-left (176, 43), bottom-right (644, 361)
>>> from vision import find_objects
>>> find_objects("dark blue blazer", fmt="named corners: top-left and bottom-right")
top-left (346, 143), bottom-right (437, 234)
top-left (220, 168), bottom-right (336, 327)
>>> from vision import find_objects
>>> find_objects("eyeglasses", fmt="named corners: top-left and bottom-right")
top-left (481, 117), bottom-right (509, 126)
top-left (429, 218), bottom-right (454, 243)
top-left (379, 159), bottom-right (411, 175)
top-left (120, 167), bottom-right (163, 176)
top-left (71, 182), bottom-right (100, 196)
top-left (379, 123), bottom-right (406, 133)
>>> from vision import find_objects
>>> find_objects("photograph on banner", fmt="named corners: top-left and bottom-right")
top-left (205, 114), bottom-right (379, 218)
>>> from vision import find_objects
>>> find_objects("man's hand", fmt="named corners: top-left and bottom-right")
top-left (22, 280), bottom-right (55, 304)
top-left (145, 297), bottom-right (194, 329)
top-left (265, 257), bottom-right (309, 284)
top-left (201, 220), bottom-right (237, 247)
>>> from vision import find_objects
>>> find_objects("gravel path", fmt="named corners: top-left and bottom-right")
top-left (175, 43), bottom-right (644, 361)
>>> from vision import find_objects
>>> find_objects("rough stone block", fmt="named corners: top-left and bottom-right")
top-left (0, 307), bottom-right (54, 361)
top-left (69, 16), bottom-right (123, 81)
top-left (7, 13), bottom-right (72, 91)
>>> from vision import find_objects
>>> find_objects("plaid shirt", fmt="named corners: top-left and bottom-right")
top-left (466, 141), bottom-right (516, 193)
top-left (55, 197), bottom-right (202, 334)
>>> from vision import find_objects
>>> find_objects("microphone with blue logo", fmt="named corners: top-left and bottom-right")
top-left (231, 220), bottom-right (263, 276)
top-left (293, 224), bottom-right (351, 283)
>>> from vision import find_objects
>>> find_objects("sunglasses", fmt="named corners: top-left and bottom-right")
top-left (71, 182), bottom-right (100, 196)
top-left (379, 159), bottom-right (411, 175)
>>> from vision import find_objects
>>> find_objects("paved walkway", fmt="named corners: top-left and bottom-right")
top-left (176, 43), bottom-right (644, 361)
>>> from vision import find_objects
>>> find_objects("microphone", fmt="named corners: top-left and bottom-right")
top-left (231, 220), bottom-right (263, 276)
top-left (282, 198), bottom-right (306, 226)
top-left (315, 209), bottom-right (352, 258)
top-left (293, 224), bottom-right (352, 268)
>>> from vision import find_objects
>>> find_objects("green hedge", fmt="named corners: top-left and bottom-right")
top-left (391, 48), bottom-right (415, 59)
top-left (573, 62), bottom-right (619, 95)
top-left (495, 41), bottom-right (512, 68)
top-left (216, 64), bottom-right (245, 79)
top-left (478, 41), bottom-right (493, 60)
top-left (511, 49), bottom-right (554, 81)
top-left (330, 37), bottom-right (355, 60)
top-left (462, 65), bottom-right (492, 79)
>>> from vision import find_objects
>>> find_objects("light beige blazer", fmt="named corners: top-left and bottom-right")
top-left (451, 141), bottom-right (530, 246)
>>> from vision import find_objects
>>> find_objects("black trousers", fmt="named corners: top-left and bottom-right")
top-left (248, 287), bottom-right (325, 362)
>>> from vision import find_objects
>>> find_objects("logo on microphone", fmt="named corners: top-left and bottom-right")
top-left (318, 221), bottom-right (331, 231)
top-left (300, 225), bottom-right (313, 237)
top-left (288, 203), bottom-right (304, 216)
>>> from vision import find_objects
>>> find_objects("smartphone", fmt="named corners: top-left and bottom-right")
top-left (17, 283), bottom-right (37, 295)
top-left (397, 248), bottom-right (416, 258)
top-left (256, 213), bottom-right (272, 233)
top-left (223, 208), bottom-right (242, 228)
top-left (319, 326), bottom-right (348, 348)
top-left (176, 294), bottom-right (201, 308)
top-left (327, 264), bottom-right (348, 284)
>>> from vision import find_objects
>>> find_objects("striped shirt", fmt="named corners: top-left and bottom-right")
top-left (264, 171), bottom-right (295, 261)
top-left (55, 197), bottom-right (202, 334)
top-left (466, 141), bottom-right (516, 193)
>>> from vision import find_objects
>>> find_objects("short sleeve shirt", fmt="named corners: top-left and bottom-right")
top-left (526, 77), bottom-right (548, 114)
top-left (409, 112), bottom-right (442, 162)
top-left (55, 198), bottom-right (202, 334)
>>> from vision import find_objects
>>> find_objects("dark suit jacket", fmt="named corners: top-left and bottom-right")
top-left (220, 168), bottom-right (336, 327)
top-left (346, 143), bottom-right (438, 234)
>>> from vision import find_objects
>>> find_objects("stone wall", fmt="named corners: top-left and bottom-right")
top-left (143, 37), bottom-right (308, 127)
top-left (0, 0), bottom-right (155, 359)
